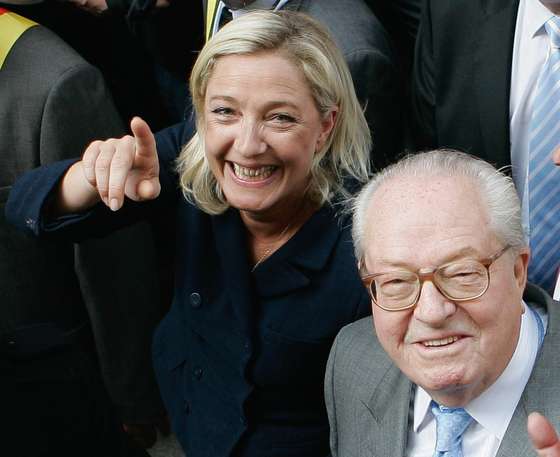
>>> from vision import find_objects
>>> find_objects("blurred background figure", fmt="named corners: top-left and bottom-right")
top-left (0, 6), bottom-right (168, 455)
top-left (0, 0), bottom-right (203, 128)
top-left (62, 0), bottom-right (203, 124)
top-left (364, 0), bottom-right (421, 87)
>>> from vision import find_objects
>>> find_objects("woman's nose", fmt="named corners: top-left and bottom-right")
top-left (234, 119), bottom-right (267, 157)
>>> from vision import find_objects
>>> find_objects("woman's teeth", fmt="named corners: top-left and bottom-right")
top-left (233, 163), bottom-right (276, 180)
top-left (423, 336), bottom-right (460, 347)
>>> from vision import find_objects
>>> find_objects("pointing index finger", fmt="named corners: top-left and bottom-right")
top-left (130, 116), bottom-right (157, 160)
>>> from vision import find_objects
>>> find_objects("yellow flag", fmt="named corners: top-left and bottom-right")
top-left (0, 9), bottom-right (38, 69)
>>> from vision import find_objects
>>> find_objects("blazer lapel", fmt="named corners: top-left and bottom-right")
top-left (474, 0), bottom-right (520, 167)
top-left (496, 404), bottom-right (533, 457)
top-left (363, 363), bottom-right (413, 457)
top-left (253, 206), bottom-right (342, 297)
top-left (497, 285), bottom-right (560, 456)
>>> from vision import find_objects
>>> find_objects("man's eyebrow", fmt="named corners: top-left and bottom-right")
top-left (370, 247), bottom-right (485, 271)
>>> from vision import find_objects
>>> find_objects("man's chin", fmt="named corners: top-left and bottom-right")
top-left (422, 379), bottom-right (477, 407)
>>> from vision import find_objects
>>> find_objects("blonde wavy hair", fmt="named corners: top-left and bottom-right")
top-left (177, 10), bottom-right (371, 214)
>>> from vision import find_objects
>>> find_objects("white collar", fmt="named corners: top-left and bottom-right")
top-left (413, 300), bottom-right (540, 440)
top-left (525, 0), bottom-right (557, 38)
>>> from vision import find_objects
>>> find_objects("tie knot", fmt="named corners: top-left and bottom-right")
top-left (545, 16), bottom-right (560, 48)
top-left (431, 402), bottom-right (473, 454)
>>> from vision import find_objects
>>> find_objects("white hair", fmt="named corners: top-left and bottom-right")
top-left (351, 149), bottom-right (527, 263)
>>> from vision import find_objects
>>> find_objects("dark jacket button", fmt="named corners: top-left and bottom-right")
top-left (193, 367), bottom-right (203, 379)
top-left (190, 292), bottom-right (202, 308)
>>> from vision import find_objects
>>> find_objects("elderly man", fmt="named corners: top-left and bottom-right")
top-left (325, 150), bottom-right (560, 457)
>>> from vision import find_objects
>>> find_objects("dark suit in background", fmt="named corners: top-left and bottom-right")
top-left (0, 0), bottom-right (175, 129)
top-left (364, 0), bottom-right (422, 84)
top-left (0, 12), bottom-right (163, 455)
top-left (203, 0), bottom-right (402, 170)
top-left (410, 0), bottom-right (519, 168)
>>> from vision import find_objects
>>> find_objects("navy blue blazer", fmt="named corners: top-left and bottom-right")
top-left (6, 121), bottom-right (371, 457)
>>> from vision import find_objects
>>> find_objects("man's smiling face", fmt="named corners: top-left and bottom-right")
top-left (362, 175), bottom-right (528, 406)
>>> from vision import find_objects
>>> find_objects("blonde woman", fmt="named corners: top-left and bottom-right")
top-left (8, 11), bottom-right (372, 457)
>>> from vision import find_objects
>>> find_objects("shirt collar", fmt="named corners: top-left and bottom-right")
top-left (525, 0), bottom-right (557, 38)
top-left (413, 300), bottom-right (540, 440)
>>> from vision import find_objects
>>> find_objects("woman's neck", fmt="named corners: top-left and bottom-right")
top-left (241, 198), bottom-right (315, 241)
top-left (241, 199), bottom-right (318, 267)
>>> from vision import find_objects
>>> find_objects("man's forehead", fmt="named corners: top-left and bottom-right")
top-left (363, 175), bottom-right (494, 263)
top-left (366, 175), bottom-right (487, 227)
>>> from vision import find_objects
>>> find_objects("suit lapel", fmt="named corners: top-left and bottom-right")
top-left (474, 0), bottom-right (519, 167)
top-left (363, 363), bottom-right (413, 457)
top-left (496, 404), bottom-right (533, 457)
top-left (211, 206), bottom-right (342, 331)
top-left (253, 206), bottom-right (341, 297)
top-left (497, 285), bottom-right (560, 456)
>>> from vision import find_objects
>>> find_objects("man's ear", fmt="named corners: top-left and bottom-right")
top-left (513, 246), bottom-right (530, 302)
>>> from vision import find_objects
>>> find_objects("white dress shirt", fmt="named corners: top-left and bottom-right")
top-left (406, 301), bottom-right (543, 457)
top-left (510, 0), bottom-right (557, 237)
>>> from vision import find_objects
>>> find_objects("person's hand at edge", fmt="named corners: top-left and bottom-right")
top-left (528, 412), bottom-right (560, 457)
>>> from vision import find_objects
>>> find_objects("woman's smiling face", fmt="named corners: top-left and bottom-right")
top-left (203, 51), bottom-right (335, 220)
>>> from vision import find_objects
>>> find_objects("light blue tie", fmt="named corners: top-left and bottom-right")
top-left (431, 402), bottom-right (473, 457)
top-left (528, 16), bottom-right (560, 294)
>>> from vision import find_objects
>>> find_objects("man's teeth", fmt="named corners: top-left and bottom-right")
top-left (233, 163), bottom-right (276, 179)
top-left (423, 336), bottom-right (460, 347)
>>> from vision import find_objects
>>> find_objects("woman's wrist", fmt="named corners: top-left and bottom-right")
top-left (50, 161), bottom-right (100, 215)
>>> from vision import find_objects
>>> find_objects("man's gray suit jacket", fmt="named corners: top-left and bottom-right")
top-left (202, 0), bottom-right (402, 170)
top-left (325, 283), bottom-right (560, 457)
top-left (0, 22), bottom-right (164, 422)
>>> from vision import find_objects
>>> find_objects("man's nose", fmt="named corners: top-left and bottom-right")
top-left (234, 119), bottom-right (267, 157)
top-left (413, 280), bottom-right (457, 325)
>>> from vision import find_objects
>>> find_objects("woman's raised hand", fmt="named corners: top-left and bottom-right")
top-left (81, 117), bottom-right (161, 212)
top-left (54, 117), bottom-right (160, 215)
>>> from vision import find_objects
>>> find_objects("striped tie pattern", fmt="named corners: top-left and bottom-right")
top-left (431, 402), bottom-right (473, 457)
top-left (528, 16), bottom-right (560, 293)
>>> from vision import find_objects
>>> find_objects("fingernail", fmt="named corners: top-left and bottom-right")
top-left (110, 198), bottom-right (120, 212)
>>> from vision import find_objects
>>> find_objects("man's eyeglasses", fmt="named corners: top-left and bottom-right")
top-left (360, 245), bottom-right (511, 311)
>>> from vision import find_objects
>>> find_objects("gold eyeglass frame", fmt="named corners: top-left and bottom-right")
top-left (359, 245), bottom-right (511, 311)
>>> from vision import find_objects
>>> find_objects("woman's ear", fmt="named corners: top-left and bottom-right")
top-left (316, 107), bottom-right (338, 153)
